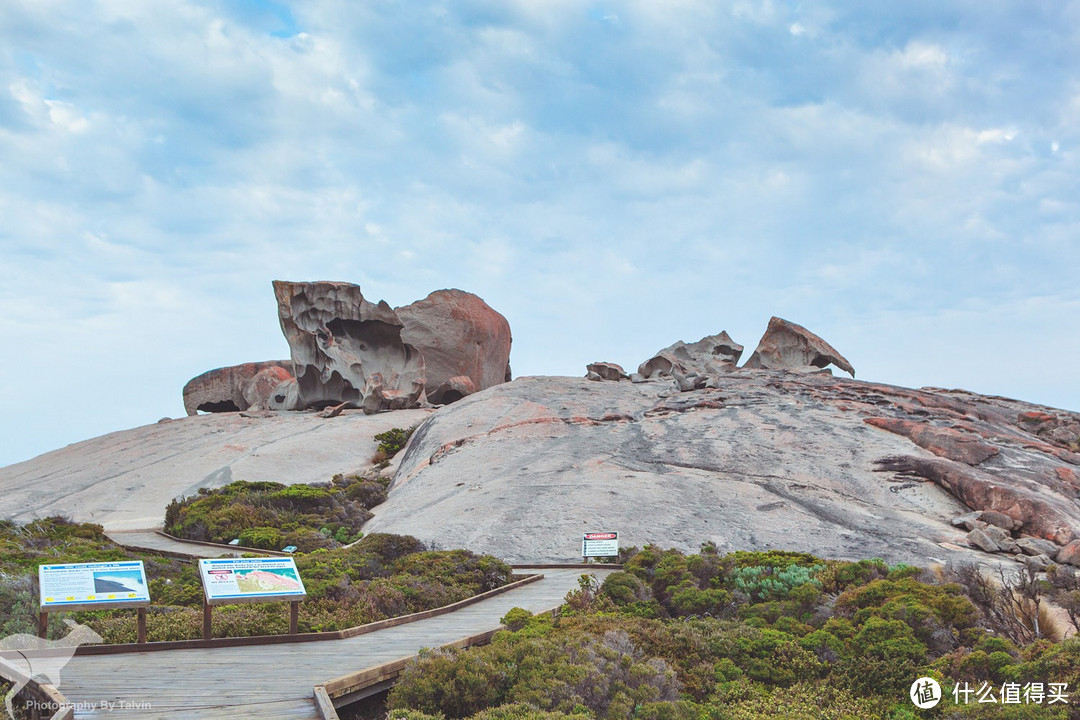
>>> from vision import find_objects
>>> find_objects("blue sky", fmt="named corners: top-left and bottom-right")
top-left (1, 1), bottom-right (1078, 467)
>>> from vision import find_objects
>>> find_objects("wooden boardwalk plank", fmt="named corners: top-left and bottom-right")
top-left (58, 569), bottom-right (614, 719)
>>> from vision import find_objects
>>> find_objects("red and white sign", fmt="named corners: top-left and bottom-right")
top-left (582, 531), bottom-right (619, 557)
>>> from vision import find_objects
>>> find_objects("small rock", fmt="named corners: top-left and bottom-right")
top-left (1058, 539), bottom-right (1080, 567)
top-left (586, 371), bottom-right (603, 382)
top-left (629, 373), bottom-right (646, 383)
top-left (980, 510), bottom-right (1023, 532)
top-left (1023, 554), bottom-right (1053, 571)
top-left (951, 511), bottom-right (982, 529)
top-left (967, 528), bottom-right (1001, 553)
top-left (1016, 537), bottom-right (1060, 560)
top-left (586, 362), bottom-right (628, 381)
top-left (983, 525), bottom-right (1019, 553)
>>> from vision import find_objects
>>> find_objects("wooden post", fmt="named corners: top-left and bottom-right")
top-left (202, 600), bottom-right (212, 640)
top-left (38, 610), bottom-right (48, 639)
top-left (137, 607), bottom-right (147, 644)
top-left (289, 600), bottom-right (299, 635)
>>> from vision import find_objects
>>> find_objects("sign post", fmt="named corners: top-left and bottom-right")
top-left (38, 561), bottom-right (152, 642)
top-left (197, 557), bottom-right (308, 639)
top-left (582, 531), bottom-right (619, 561)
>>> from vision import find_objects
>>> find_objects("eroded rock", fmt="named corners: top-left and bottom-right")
top-left (427, 375), bottom-right (478, 405)
top-left (273, 280), bottom-right (425, 413)
top-left (396, 289), bottom-right (511, 403)
top-left (182, 361), bottom-right (294, 415)
top-left (586, 362), bottom-right (629, 381)
top-left (638, 332), bottom-right (743, 379)
top-left (742, 317), bottom-right (855, 377)
top-left (874, 455), bottom-right (1078, 545)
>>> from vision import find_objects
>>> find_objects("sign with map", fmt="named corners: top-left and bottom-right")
top-left (39, 561), bottom-right (151, 612)
top-left (198, 557), bottom-right (308, 605)
top-left (582, 531), bottom-right (619, 558)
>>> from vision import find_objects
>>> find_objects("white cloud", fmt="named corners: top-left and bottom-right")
top-left (0, 0), bottom-right (1078, 466)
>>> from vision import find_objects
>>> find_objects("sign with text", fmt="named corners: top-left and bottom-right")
top-left (199, 557), bottom-right (307, 605)
top-left (582, 531), bottom-right (619, 558)
top-left (39, 561), bottom-right (151, 612)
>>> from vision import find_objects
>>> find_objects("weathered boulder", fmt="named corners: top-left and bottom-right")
top-left (586, 362), bottom-right (628, 381)
top-left (983, 525), bottom-right (1019, 553)
top-left (1058, 540), bottom-right (1080, 567)
top-left (273, 280), bottom-right (425, 413)
top-left (967, 528), bottom-right (1001, 553)
top-left (1016, 536), bottom-right (1060, 559)
top-left (182, 361), bottom-right (294, 415)
top-left (951, 512), bottom-right (984, 530)
top-left (742, 317), bottom-right (855, 377)
top-left (638, 332), bottom-right (743, 379)
top-left (980, 510), bottom-right (1023, 532)
top-left (396, 289), bottom-right (511, 403)
top-left (426, 375), bottom-right (478, 405)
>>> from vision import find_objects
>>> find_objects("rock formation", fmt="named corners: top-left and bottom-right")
top-left (637, 332), bottom-right (744, 380)
top-left (182, 361), bottom-right (294, 415)
top-left (185, 283), bottom-right (513, 414)
top-left (742, 316), bottom-right (855, 377)
top-left (273, 280), bottom-right (425, 413)
top-left (365, 369), bottom-right (1080, 565)
top-left (586, 362), bottom-right (628, 381)
top-left (396, 289), bottom-right (512, 404)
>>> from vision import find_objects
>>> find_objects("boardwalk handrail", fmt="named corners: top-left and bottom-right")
top-left (0, 655), bottom-right (74, 720)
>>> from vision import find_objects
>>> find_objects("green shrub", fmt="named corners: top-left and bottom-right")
top-left (728, 564), bottom-right (823, 603)
top-left (344, 480), bottom-right (389, 509)
top-left (163, 479), bottom-right (372, 549)
top-left (375, 426), bottom-right (416, 457)
top-left (502, 608), bottom-right (533, 632)
top-left (238, 526), bottom-right (283, 550)
top-left (839, 617), bottom-right (928, 696)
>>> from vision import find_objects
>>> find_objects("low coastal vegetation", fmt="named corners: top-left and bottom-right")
top-left (163, 475), bottom-right (387, 551)
top-left (0, 517), bottom-right (511, 643)
top-left (162, 427), bottom-right (416, 551)
top-left (386, 545), bottom-right (1080, 720)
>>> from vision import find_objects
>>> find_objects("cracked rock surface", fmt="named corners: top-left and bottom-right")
top-left (365, 373), bottom-right (1080, 564)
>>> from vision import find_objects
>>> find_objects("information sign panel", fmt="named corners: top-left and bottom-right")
top-left (199, 557), bottom-right (308, 605)
top-left (39, 561), bottom-right (151, 612)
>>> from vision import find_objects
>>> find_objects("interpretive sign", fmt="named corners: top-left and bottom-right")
top-left (582, 531), bottom-right (619, 558)
top-left (39, 561), bottom-right (151, 612)
top-left (198, 557), bottom-right (308, 605)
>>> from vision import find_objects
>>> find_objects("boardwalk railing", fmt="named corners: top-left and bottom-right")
top-left (0, 656), bottom-right (74, 720)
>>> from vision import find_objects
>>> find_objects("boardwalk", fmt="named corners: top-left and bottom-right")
top-left (57, 568), bottom-right (615, 719)
top-left (104, 529), bottom-right (286, 558)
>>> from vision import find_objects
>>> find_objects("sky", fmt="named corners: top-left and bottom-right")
top-left (1, 0), bottom-right (1078, 468)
